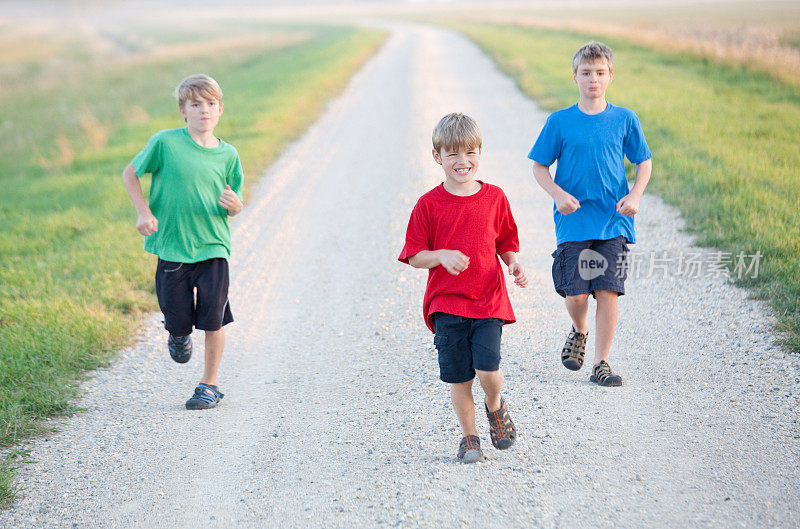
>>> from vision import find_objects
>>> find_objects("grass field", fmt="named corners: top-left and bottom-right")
top-left (0, 18), bottom-right (386, 505)
top-left (439, 0), bottom-right (800, 87)
top-left (448, 21), bottom-right (800, 353)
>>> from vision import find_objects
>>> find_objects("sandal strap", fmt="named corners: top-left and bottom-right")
top-left (194, 383), bottom-right (224, 402)
top-left (562, 327), bottom-right (587, 361)
top-left (593, 361), bottom-right (615, 382)
top-left (486, 399), bottom-right (516, 443)
top-left (460, 435), bottom-right (480, 450)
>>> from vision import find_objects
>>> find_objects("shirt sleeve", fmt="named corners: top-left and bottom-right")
top-left (131, 132), bottom-right (163, 177)
top-left (398, 199), bottom-right (431, 264)
top-left (528, 113), bottom-right (561, 166)
top-left (495, 190), bottom-right (520, 255)
top-left (228, 154), bottom-right (244, 200)
top-left (623, 111), bottom-right (652, 163)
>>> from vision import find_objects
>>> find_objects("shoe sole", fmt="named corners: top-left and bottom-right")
top-left (562, 358), bottom-right (582, 371)
top-left (494, 438), bottom-right (515, 450)
top-left (459, 450), bottom-right (485, 464)
top-left (185, 401), bottom-right (218, 410)
top-left (589, 375), bottom-right (623, 387)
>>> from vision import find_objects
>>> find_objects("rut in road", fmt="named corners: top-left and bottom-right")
top-left (2, 22), bottom-right (799, 529)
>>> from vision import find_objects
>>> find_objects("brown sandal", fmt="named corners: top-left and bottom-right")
top-left (590, 360), bottom-right (623, 386)
top-left (485, 398), bottom-right (516, 450)
top-left (561, 326), bottom-right (587, 371)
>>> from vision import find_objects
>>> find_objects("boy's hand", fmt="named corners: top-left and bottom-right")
top-left (616, 192), bottom-right (641, 216)
top-left (136, 212), bottom-right (158, 236)
top-left (555, 191), bottom-right (581, 215)
top-left (438, 250), bottom-right (470, 275)
top-left (508, 262), bottom-right (528, 288)
top-left (219, 185), bottom-right (243, 215)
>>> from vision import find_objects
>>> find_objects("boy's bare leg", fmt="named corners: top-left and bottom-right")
top-left (450, 380), bottom-right (478, 437)
top-left (201, 328), bottom-right (225, 387)
top-left (476, 368), bottom-right (504, 412)
top-left (565, 293), bottom-right (590, 333)
top-left (594, 290), bottom-right (619, 365)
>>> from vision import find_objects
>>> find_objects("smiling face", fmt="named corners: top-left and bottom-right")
top-left (433, 145), bottom-right (481, 191)
top-left (573, 59), bottom-right (613, 102)
top-left (179, 96), bottom-right (223, 135)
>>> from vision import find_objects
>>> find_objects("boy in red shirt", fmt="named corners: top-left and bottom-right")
top-left (399, 113), bottom-right (528, 463)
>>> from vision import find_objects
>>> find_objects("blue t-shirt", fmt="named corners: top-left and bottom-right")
top-left (528, 103), bottom-right (651, 245)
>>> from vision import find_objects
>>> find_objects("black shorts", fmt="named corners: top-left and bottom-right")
top-left (432, 313), bottom-right (503, 384)
top-left (551, 236), bottom-right (629, 298)
top-left (155, 258), bottom-right (233, 336)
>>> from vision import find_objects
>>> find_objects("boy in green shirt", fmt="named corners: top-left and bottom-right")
top-left (122, 74), bottom-right (244, 410)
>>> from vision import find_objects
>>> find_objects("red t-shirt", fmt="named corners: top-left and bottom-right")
top-left (398, 182), bottom-right (520, 332)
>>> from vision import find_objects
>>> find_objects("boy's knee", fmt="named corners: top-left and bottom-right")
top-left (450, 380), bottom-right (474, 391)
top-left (566, 293), bottom-right (590, 304)
top-left (594, 289), bottom-right (619, 300)
top-left (475, 369), bottom-right (504, 386)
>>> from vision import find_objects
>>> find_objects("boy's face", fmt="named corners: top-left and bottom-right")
top-left (179, 96), bottom-right (223, 134)
top-left (433, 145), bottom-right (481, 187)
top-left (573, 59), bottom-right (613, 101)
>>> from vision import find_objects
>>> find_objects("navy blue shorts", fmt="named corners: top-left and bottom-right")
top-left (155, 258), bottom-right (233, 336)
top-left (432, 313), bottom-right (503, 384)
top-left (551, 236), bottom-right (629, 298)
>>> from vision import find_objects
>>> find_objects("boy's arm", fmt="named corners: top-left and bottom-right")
top-left (122, 163), bottom-right (158, 236)
top-left (408, 250), bottom-right (470, 276)
top-left (499, 251), bottom-right (528, 288)
top-left (616, 158), bottom-right (653, 216)
top-left (532, 162), bottom-right (580, 214)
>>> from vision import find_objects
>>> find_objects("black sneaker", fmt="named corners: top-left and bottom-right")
top-left (485, 398), bottom-right (517, 450)
top-left (457, 435), bottom-right (485, 463)
top-left (168, 334), bottom-right (192, 364)
top-left (590, 360), bottom-right (623, 387)
top-left (185, 383), bottom-right (224, 410)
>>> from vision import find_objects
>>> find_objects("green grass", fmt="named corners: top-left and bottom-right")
top-left (0, 21), bottom-right (386, 505)
top-left (450, 22), bottom-right (800, 349)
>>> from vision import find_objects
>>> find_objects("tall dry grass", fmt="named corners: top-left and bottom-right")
top-left (470, 13), bottom-right (800, 87)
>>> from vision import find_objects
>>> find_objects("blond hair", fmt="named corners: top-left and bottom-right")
top-left (572, 41), bottom-right (614, 73)
top-left (432, 113), bottom-right (482, 153)
top-left (174, 74), bottom-right (223, 107)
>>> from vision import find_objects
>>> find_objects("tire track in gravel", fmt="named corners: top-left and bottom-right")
top-left (1, 21), bottom-right (798, 529)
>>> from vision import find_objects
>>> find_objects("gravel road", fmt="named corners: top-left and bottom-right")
top-left (2, 22), bottom-right (798, 529)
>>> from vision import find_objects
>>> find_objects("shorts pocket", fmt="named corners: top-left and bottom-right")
top-left (435, 333), bottom-right (464, 381)
top-left (551, 247), bottom-right (567, 289)
top-left (163, 262), bottom-right (183, 273)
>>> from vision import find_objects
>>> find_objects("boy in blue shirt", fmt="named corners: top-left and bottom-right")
top-left (529, 42), bottom-right (652, 386)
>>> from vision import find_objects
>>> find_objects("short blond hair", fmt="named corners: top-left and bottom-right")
top-left (174, 74), bottom-right (223, 107)
top-left (572, 41), bottom-right (614, 73)
top-left (432, 113), bottom-right (482, 153)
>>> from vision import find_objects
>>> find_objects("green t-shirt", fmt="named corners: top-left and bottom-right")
top-left (131, 128), bottom-right (244, 263)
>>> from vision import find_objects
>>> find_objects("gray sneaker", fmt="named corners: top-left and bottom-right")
top-left (457, 435), bottom-right (485, 464)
